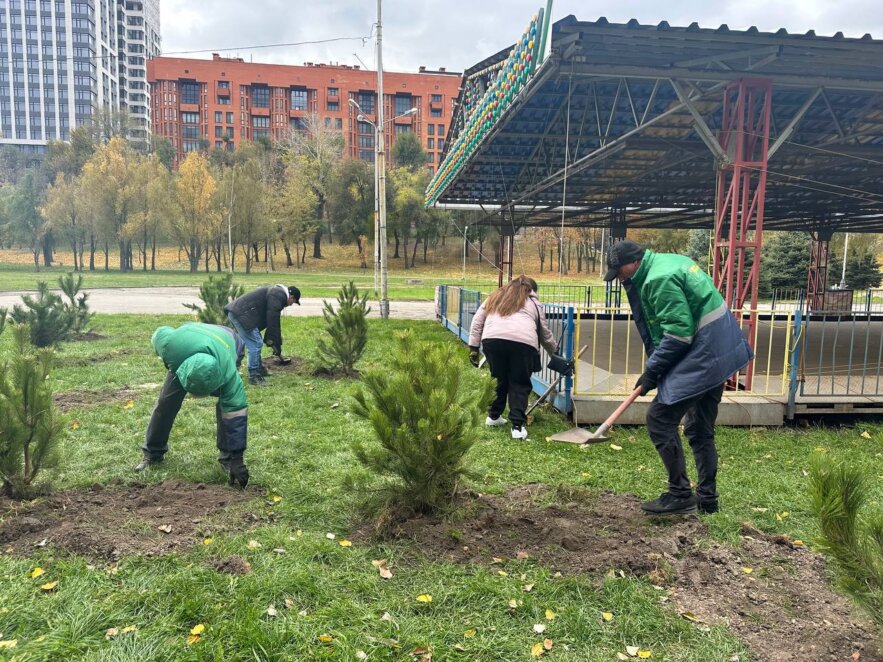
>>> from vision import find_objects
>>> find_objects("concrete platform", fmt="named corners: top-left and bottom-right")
top-left (572, 394), bottom-right (785, 426)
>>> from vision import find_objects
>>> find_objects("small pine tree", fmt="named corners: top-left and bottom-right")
top-left (0, 324), bottom-right (64, 498)
top-left (809, 458), bottom-right (883, 632)
top-left (58, 272), bottom-right (94, 335)
top-left (351, 331), bottom-right (494, 514)
top-left (316, 281), bottom-right (371, 377)
top-left (183, 273), bottom-right (245, 325)
top-left (0, 307), bottom-right (6, 336)
top-left (9, 282), bottom-right (74, 347)
top-left (845, 251), bottom-right (883, 290)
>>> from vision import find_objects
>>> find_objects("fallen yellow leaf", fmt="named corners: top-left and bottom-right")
top-left (266, 605), bottom-right (278, 617)
top-left (531, 642), bottom-right (545, 657)
top-left (464, 629), bottom-right (477, 638)
top-left (190, 624), bottom-right (205, 636)
top-left (545, 609), bottom-right (556, 620)
top-left (522, 583), bottom-right (534, 592)
top-left (271, 495), bottom-right (283, 503)
top-left (339, 539), bottom-right (353, 548)
top-left (638, 651), bottom-right (652, 659)
top-left (187, 634), bottom-right (200, 646)
top-left (544, 639), bottom-right (554, 651)
top-left (453, 643), bottom-right (466, 652)
top-left (30, 566), bottom-right (44, 579)
top-left (247, 540), bottom-right (261, 550)
top-left (609, 444), bottom-right (623, 451)
top-left (516, 551), bottom-right (529, 560)
top-left (775, 511), bottom-right (790, 521)
top-left (416, 594), bottom-right (433, 603)
top-left (742, 567), bottom-right (753, 574)
top-left (123, 399), bottom-right (135, 409)
top-left (0, 640), bottom-right (17, 649)
top-left (498, 570), bottom-right (508, 577)
top-left (379, 566), bottom-right (393, 580)
top-left (70, 420), bottom-right (80, 429)
top-left (793, 540), bottom-right (805, 547)
top-left (602, 611), bottom-right (614, 622)
top-left (626, 645), bottom-right (640, 656)
top-left (40, 580), bottom-right (58, 591)
top-left (203, 538), bottom-right (213, 545)
top-left (295, 530), bottom-right (303, 537)
top-left (319, 634), bottom-right (333, 643)
top-left (105, 628), bottom-right (119, 639)
top-left (507, 598), bottom-right (518, 609)
top-left (121, 625), bottom-right (137, 634)
top-left (860, 430), bottom-right (872, 439)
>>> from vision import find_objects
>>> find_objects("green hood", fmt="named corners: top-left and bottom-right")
top-left (176, 354), bottom-right (222, 396)
top-left (151, 326), bottom-right (174, 356)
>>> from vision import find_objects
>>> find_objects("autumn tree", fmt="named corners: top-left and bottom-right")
top-left (217, 149), bottom-right (269, 273)
top-left (172, 151), bottom-right (219, 273)
top-left (327, 157), bottom-right (374, 261)
top-left (391, 131), bottom-right (426, 171)
top-left (42, 174), bottom-right (86, 271)
top-left (273, 160), bottom-right (319, 268)
top-left (123, 156), bottom-right (174, 271)
top-left (4, 172), bottom-right (47, 271)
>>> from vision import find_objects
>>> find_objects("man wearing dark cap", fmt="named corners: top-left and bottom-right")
top-left (224, 285), bottom-right (300, 386)
top-left (605, 240), bottom-right (752, 516)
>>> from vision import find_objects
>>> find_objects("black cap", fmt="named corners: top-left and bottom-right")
top-left (603, 240), bottom-right (645, 281)
top-left (288, 285), bottom-right (301, 305)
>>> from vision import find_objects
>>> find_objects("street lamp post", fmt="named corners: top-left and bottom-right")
top-left (350, 97), bottom-right (416, 318)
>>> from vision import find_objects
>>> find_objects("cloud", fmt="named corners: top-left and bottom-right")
top-left (160, 0), bottom-right (882, 72)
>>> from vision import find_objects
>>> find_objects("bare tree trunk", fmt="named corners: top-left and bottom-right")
top-left (283, 241), bottom-right (293, 267)
top-left (393, 230), bottom-right (400, 259)
top-left (312, 229), bottom-right (323, 258)
top-left (89, 235), bottom-right (96, 271)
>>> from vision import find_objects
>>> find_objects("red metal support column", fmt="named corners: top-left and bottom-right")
top-left (806, 230), bottom-right (833, 312)
top-left (605, 207), bottom-right (627, 308)
top-left (497, 222), bottom-right (515, 288)
top-left (712, 78), bottom-right (772, 389)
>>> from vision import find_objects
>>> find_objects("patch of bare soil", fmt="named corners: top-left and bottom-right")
top-left (368, 484), bottom-right (880, 662)
top-left (264, 355), bottom-right (311, 375)
top-left (311, 365), bottom-right (360, 380)
top-left (213, 554), bottom-right (252, 575)
top-left (56, 347), bottom-right (137, 368)
top-left (71, 332), bottom-right (107, 342)
top-left (0, 480), bottom-right (259, 560)
top-left (53, 386), bottom-right (141, 412)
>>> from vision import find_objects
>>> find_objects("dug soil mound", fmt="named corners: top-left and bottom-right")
top-left (0, 480), bottom-right (258, 560)
top-left (377, 484), bottom-right (880, 662)
top-left (54, 386), bottom-right (142, 412)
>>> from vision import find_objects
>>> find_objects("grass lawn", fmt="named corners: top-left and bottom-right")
top-left (0, 314), bottom-right (881, 660)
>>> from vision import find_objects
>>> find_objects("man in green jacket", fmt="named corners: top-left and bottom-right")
top-left (605, 240), bottom-right (752, 515)
top-left (135, 323), bottom-right (250, 488)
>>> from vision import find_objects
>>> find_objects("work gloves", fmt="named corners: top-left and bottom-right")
top-left (228, 455), bottom-right (249, 489)
top-left (634, 371), bottom-right (658, 396)
top-left (468, 346), bottom-right (481, 368)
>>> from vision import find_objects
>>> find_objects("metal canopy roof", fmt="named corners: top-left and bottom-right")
top-left (431, 16), bottom-right (883, 231)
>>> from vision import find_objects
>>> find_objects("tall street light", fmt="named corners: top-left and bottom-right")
top-left (349, 97), bottom-right (416, 318)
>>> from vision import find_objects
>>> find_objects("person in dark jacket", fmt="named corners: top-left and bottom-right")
top-left (135, 323), bottom-right (251, 488)
top-left (224, 285), bottom-right (300, 386)
top-left (467, 275), bottom-right (559, 439)
top-left (605, 240), bottom-right (752, 516)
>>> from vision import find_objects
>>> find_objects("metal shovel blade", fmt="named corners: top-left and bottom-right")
top-left (276, 355), bottom-right (292, 365)
top-left (549, 426), bottom-right (597, 444)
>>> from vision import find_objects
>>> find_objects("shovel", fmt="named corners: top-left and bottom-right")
top-left (525, 345), bottom-right (588, 417)
top-left (274, 354), bottom-right (292, 366)
top-left (549, 385), bottom-right (643, 445)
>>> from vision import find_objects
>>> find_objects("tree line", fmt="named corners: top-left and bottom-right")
top-left (0, 113), bottom-right (462, 274)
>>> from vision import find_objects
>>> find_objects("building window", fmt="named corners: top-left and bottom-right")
top-left (182, 126), bottom-right (200, 139)
top-left (394, 124), bottom-right (411, 135)
top-left (431, 94), bottom-right (442, 102)
top-left (394, 94), bottom-right (412, 116)
top-left (428, 152), bottom-right (434, 163)
top-left (181, 111), bottom-right (199, 124)
top-left (335, 118), bottom-right (342, 130)
top-left (327, 101), bottom-right (338, 112)
top-left (252, 115), bottom-right (269, 128)
top-left (182, 140), bottom-right (200, 153)
top-left (216, 140), bottom-right (224, 149)
top-left (214, 111), bottom-right (222, 123)
top-left (215, 126), bottom-right (223, 137)
top-left (290, 117), bottom-right (307, 132)
top-left (290, 87), bottom-right (307, 110)
top-left (226, 112), bottom-right (234, 123)
top-left (180, 82), bottom-right (199, 104)
top-left (437, 124), bottom-right (445, 135)
top-left (218, 80), bottom-right (230, 89)
top-left (357, 120), bottom-right (373, 135)
top-left (427, 124), bottom-right (434, 135)
top-left (359, 150), bottom-right (375, 162)
top-left (253, 128), bottom-right (269, 139)
top-left (226, 141), bottom-right (234, 151)
top-left (327, 87), bottom-right (338, 97)
top-left (358, 134), bottom-right (375, 149)
top-left (357, 91), bottom-right (375, 114)
top-left (438, 138), bottom-right (445, 150)
top-left (427, 138), bottom-right (434, 149)
top-left (251, 85), bottom-right (269, 108)
top-left (430, 108), bottom-right (442, 118)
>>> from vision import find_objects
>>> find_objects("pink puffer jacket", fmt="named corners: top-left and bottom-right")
top-left (468, 293), bottom-right (559, 353)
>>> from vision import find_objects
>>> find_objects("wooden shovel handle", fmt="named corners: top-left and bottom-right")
top-left (594, 386), bottom-right (643, 437)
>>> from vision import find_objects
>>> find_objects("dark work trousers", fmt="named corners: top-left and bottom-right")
top-left (482, 339), bottom-right (537, 428)
top-left (142, 370), bottom-right (234, 460)
top-left (645, 383), bottom-right (724, 501)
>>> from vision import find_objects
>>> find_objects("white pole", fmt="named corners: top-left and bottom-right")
top-left (376, 0), bottom-right (389, 319)
top-left (227, 166), bottom-right (235, 273)
top-left (839, 232), bottom-right (849, 289)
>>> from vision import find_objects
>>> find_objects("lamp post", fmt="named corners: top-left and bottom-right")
top-left (349, 98), bottom-right (417, 318)
top-left (839, 232), bottom-right (849, 290)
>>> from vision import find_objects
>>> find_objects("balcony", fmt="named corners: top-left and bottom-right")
top-left (429, 100), bottom-right (443, 111)
top-left (394, 113), bottom-right (414, 126)
top-left (251, 106), bottom-right (270, 117)
top-left (216, 85), bottom-right (230, 96)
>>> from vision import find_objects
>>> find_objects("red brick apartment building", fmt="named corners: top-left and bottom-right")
top-left (146, 54), bottom-right (462, 170)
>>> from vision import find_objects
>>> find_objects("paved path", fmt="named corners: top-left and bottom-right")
top-left (0, 286), bottom-right (437, 321)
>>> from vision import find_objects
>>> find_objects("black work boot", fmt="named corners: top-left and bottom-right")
top-left (259, 363), bottom-right (271, 377)
top-left (640, 492), bottom-right (698, 516)
top-left (134, 452), bottom-right (162, 472)
top-left (228, 456), bottom-right (249, 489)
top-left (248, 374), bottom-right (268, 387)
top-left (218, 452), bottom-right (232, 474)
top-left (698, 498), bottom-right (719, 514)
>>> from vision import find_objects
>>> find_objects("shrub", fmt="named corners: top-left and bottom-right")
top-left (58, 272), bottom-right (94, 335)
top-left (317, 281), bottom-right (370, 377)
top-left (809, 458), bottom-right (883, 632)
top-left (183, 273), bottom-right (245, 325)
top-left (351, 331), bottom-right (494, 515)
top-left (0, 307), bottom-right (6, 336)
top-left (0, 324), bottom-right (64, 498)
top-left (9, 281), bottom-right (73, 347)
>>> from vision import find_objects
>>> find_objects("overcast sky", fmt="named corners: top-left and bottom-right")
top-left (161, 0), bottom-right (883, 73)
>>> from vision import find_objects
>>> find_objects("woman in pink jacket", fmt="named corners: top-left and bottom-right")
top-left (468, 275), bottom-right (559, 439)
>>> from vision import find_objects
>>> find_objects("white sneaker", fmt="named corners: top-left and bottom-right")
top-left (511, 426), bottom-right (528, 440)
top-left (486, 416), bottom-right (508, 427)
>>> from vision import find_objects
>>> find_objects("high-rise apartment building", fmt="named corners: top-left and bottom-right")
top-left (147, 54), bottom-right (461, 171)
top-left (0, 0), bottom-right (160, 154)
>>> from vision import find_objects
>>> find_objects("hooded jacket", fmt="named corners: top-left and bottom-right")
top-left (151, 323), bottom-right (248, 452)
top-left (224, 286), bottom-right (290, 351)
top-left (627, 249), bottom-right (753, 405)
